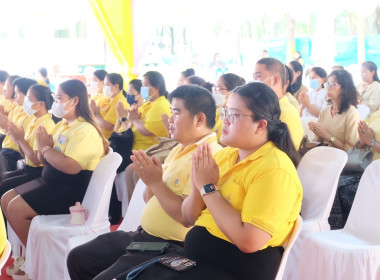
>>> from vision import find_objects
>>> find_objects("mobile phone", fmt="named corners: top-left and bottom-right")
top-left (126, 242), bottom-right (169, 254)
top-left (158, 254), bottom-right (196, 272)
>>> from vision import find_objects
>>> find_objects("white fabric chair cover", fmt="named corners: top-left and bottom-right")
top-left (357, 104), bottom-right (370, 120)
top-left (300, 116), bottom-right (318, 140)
top-left (284, 147), bottom-right (347, 279)
top-left (115, 171), bottom-right (129, 217)
top-left (275, 216), bottom-right (302, 280)
top-left (298, 159), bottom-right (380, 280)
top-left (24, 152), bottom-right (122, 280)
top-left (63, 179), bottom-right (147, 280)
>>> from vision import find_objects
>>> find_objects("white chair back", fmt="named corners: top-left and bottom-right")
top-left (298, 146), bottom-right (347, 222)
top-left (357, 104), bottom-right (370, 120)
top-left (275, 216), bottom-right (303, 280)
top-left (344, 159), bottom-right (380, 243)
top-left (119, 179), bottom-right (147, 232)
top-left (81, 152), bottom-right (122, 228)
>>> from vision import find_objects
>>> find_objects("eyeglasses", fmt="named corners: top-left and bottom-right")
top-left (212, 86), bottom-right (228, 93)
top-left (324, 82), bottom-right (341, 88)
top-left (219, 107), bottom-right (253, 124)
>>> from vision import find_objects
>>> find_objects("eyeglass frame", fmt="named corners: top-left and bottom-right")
top-left (324, 82), bottom-right (341, 88)
top-left (219, 107), bottom-right (254, 124)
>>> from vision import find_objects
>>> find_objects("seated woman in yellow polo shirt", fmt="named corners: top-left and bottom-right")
top-left (0, 84), bottom-right (55, 200)
top-left (0, 75), bottom-right (20, 148)
top-left (129, 82), bottom-right (303, 279)
top-left (0, 77), bottom-right (37, 171)
top-left (1, 79), bottom-right (109, 247)
top-left (90, 73), bottom-right (129, 139)
top-left (88, 69), bottom-right (108, 108)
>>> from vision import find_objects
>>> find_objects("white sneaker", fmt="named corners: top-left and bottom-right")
top-left (6, 256), bottom-right (25, 276)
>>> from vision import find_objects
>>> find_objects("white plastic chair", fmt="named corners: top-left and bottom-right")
top-left (275, 216), bottom-right (302, 280)
top-left (283, 146), bottom-right (347, 279)
top-left (63, 179), bottom-right (147, 280)
top-left (115, 171), bottom-right (129, 217)
top-left (357, 104), bottom-right (370, 120)
top-left (298, 159), bottom-right (380, 280)
top-left (24, 151), bottom-right (122, 280)
top-left (0, 240), bottom-right (11, 275)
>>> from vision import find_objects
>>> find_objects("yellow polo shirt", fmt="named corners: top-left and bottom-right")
top-left (212, 109), bottom-right (223, 143)
top-left (195, 142), bottom-right (302, 249)
top-left (285, 92), bottom-right (300, 114)
top-left (369, 110), bottom-right (380, 162)
top-left (100, 92), bottom-right (129, 139)
top-left (52, 117), bottom-right (104, 170)
top-left (3, 106), bottom-right (36, 151)
top-left (0, 210), bottom-right (6, 256)
top-left (0, 100), bottom-right (16, 135)
top-left (140, 133), bottom-right (222, 241)
top-left (25, 113), bottom-right (56, 167)
top-left (279, 96), bottom-right (304, 150)
top-left (132, 96), bottom-right (171, 151)
top-left (91, 93), bottom-right (109, 109)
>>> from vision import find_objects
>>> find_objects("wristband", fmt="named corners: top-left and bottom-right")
top-left (200, 184), bottom-right (218, 196)
top-left (41, 146), bottom-right (52, 155)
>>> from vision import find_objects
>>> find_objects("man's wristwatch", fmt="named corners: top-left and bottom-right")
top-left (121, 117), bottom-right (128, 123)
top-left (200, 184), bottom-right (218, 196)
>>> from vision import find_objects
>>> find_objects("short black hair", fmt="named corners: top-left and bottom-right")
top-left (257, 57), bottom-right (286, 87)
top-left (0, 70), bottom-right (9, 83)
top-left (94, 69), bottom-right (107, 81)
top-left (12, 78), bottom-right (38, 95)
top-left (29, 84), bottom-right (54, 110)
top-left (169, 85), bottom-right (216, 129)
top-left (129, 79), bottom-right (142, 93)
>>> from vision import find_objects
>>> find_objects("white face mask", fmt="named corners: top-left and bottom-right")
top-left (103, 86), bottom-right (113, 98)
top-left (23, 96), bottom-right (40, 116)
top-left (51, 98), bottom-right (74, 118)
top-left (212, 92), bottom-right (226, 107)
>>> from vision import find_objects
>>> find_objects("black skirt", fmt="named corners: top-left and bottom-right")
top-left (14, 163), bottom-right (92, 215)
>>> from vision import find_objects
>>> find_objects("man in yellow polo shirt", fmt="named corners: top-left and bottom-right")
top-left (254, 58), bottom-right (304, 150)
top-left (67, 85), bottom-right (222, 280)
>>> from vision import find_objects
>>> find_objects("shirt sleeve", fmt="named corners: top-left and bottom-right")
top-left (344, 107), bottom-right (361, 150)
top-left (241, 168), bottom-right (301, 236)
top-left (64, 126), bottom-right (103, 169)
top-left (367, 86), bottom-right (380, 114)
top-left (144, 102), bottom-right (170, 137)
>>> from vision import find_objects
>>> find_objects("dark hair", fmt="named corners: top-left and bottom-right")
top-left (284, 65), bottom-right (295, 94)
top-left (233, 82), bottom-right (300, 167)
top-left (38, 67), bottom-right (50, 85)
top-left (362, 61), bottom-right (380, 82)
top-left (59, 79), bottom-right (109, 154)
top-left (12, 78), bottom-right (37, 95)
top-left (129, 79), bottom-right (142, 94)
top-left (6, 75), bottom-right (20, 98)
top-left (143, 71), bottom-right (168, 98)
top-left (289, 60), bottom-right (303, 92)
top-left (0, 70), bottom-right (9, 83)
top-left (328, 70), bottom-right (358, 114)
top-left (219, 73), bottom-right (245, 91)
top-left (106, 73), bottom-right (127, 97)
top-left (29, 84), bottom-right (54, 110)
top-left (169, 85), bottom-right (216, 129)
top-left (310, 67), bottom-right (327, 80)
top-left (186, 75), bottom-right (213, 92)
top-left (181, 68), bottom-right (195, 78)
top-left (93, 69), bottom-right (107, 81)
top-left (257, 58), bottom-right (286, 87)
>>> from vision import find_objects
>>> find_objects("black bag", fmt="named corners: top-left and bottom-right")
top-left (108, 129), bottom-right (134, 173)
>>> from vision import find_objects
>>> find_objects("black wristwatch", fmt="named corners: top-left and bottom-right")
top-left (121, 117), bottom-right (128, 123)
top-left (200, 184), bottom-right (218, 196)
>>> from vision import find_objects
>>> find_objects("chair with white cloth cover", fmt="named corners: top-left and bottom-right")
top-left (357, 104), bottom-right (370, 120)
top-left (63, 178), bottom-right (147, 280)
top-left (297, 159), bottom-right (380, 280)
top-left (283, 146), bottom-right (348, 280)
top-left (275, 216), bottom-right (302, 280)
top-left (24, 151), bottom-right (122, 280)
top-left (115, 171), bottom-right (129, 217)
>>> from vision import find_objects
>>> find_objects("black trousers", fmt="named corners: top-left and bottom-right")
top-left (67, 226), bottom-right (183, 280)
top-left (115, 226), bottom-right (284, 280)
top-left (0, 148), bottom-right (23, 172)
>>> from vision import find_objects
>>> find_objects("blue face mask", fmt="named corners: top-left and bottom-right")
top-left (126, 94), bottom-right (136, 105)
top-left (309, 79), bottom-right (320, 90)
top-left (140, 86), bottom-right (151, 101)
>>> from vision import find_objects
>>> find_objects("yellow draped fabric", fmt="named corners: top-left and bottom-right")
top-left (89, 0), bottom-right (137, 81)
